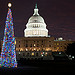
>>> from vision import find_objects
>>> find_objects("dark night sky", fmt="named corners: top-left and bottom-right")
top-left (0, 0), bottom-right (75, 40)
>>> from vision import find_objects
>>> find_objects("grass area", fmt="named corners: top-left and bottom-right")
top-left (0, 60), bottom-right (75, 75)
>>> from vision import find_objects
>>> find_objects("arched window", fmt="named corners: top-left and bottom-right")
top-left (36, 53), bottom-right (38, 56)
top-left (26, 44), bottom-right (28, 47)
top-left (23, 53), bottom-right (25, 56)
top-left (27, 53), bottom-right (29, 56)
top-left (37, 44), bottom-right (39, 47)
top-left (30, 44), bottom-right (32, 47)
top-left (37, 24), bottom-right (38, 27)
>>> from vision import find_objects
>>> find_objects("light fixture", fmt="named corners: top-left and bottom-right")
top-left (8, 3), bottom-right (12, 7)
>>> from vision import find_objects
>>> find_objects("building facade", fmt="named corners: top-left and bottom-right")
top-left (15, 37), bottom-right (73, 60)
top-left (15, 37), bottom-right (73, 52)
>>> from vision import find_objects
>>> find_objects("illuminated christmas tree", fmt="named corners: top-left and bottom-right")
top-left (0, 3), bottom-right (17, 68)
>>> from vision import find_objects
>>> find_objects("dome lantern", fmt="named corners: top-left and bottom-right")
top-left (33, 4), bottom-right (39, 16)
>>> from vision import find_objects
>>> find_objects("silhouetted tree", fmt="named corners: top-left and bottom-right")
top-left (66, 42), bottom-right (75, 56)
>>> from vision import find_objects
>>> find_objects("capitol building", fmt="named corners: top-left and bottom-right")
top-left (0, 4), bottom-right (73, 60)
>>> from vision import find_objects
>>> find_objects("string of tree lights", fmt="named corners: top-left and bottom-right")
top-left (0, 3), bottom-right (17, 68)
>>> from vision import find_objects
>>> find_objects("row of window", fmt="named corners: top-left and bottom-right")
top-left (19, 52), bottom-right (39, 56)
top-left (17, 40), bottom-right (51, 43)
top-left (54, 43), bottom-right (67, 45)
top-left (18, 49), bottom-right (45, 51)
top-left (18, 45), bottom-right (66, 49)
top-left (32, 24), bottom-right (42, 28)
top-left (18, 52), bottom-right (49, 57)
top-left (18, 41), bottom-right (67, 46)
top-left (18, 44), bottom-right (52, 47)
top-left (54, 46), bottom-right (66, 49)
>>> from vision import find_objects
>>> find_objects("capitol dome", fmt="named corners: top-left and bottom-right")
top-left (24, 4), bottom-right (48, 37)
top-left (28, 15), bottom-right (45, 23)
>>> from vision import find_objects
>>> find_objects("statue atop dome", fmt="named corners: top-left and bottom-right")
top-left (33, 4), bottom-right (39, 16)
top-left (35, 4), bottom-right (37, 9)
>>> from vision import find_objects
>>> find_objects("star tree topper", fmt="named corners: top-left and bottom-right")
top-left (8, 3), bottom-right (12, 8)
